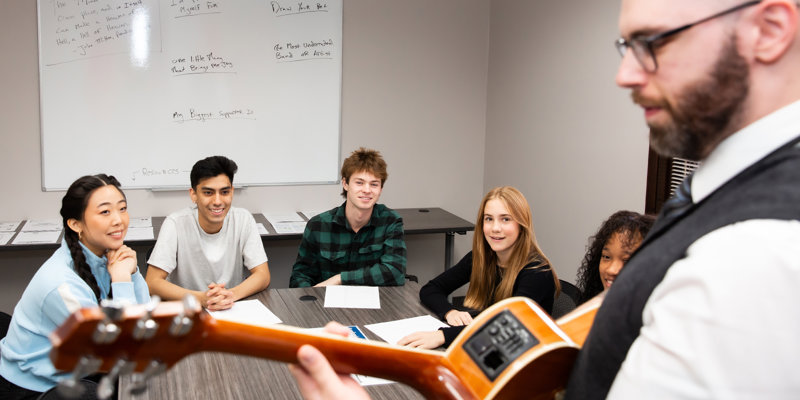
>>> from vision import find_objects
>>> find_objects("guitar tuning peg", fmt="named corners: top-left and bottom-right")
top-left (93, 299), bottom-right (126, 344)
top-left (182, 293), bottom-right (200, 316)
top-left (148, 295), bottom-right (162, 306)
top-left (97, 359), bottom-right (135, 400)
top-left (92, 318), bottom-right (121, 345)
top-left (57, 377), bottom-right (85, 398)
top-left (133, 296), bottom-right (161, 341)
top-left (169, 294), bottom-right (200, 337)
top-left (128, 360), bottom-right (166, 395)
top-left (57, 356), bottom-right (102, 398)
top-left (99, 299), bottom-right (125, 321)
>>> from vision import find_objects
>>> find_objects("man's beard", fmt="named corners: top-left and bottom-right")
top-left (634, 35), bottom-right (750, 161)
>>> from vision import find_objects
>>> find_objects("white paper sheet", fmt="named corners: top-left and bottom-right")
top-left (124, 227), bottom-right (154, 241)
top-left (21, 219), bottom-right (62, 232)
top-left (324, 286), bottom-right (380, 309)
top-left (207, 299), bottom-right (282, 327)
top-left (307, 325), bottom-right (394, 386)
top-left (128, 217), bottom-right (153, 228)
top-left (12, 230), bottom-right (61, 245)
top-left (351, 373), bottom-right (394, 387)
top-left (0, 221), bottom-right (21, 232)
top-left (272, 221), bottom-right (307, 234)
top-left (0, 232), bottom-right (14, 245)
top-left (256, 223), bottom-right (269, 235)
top-left (364, 315), bottom-right (449, 346)
top-left (264, 212), bottom-right (305, 223)
top-left (301, 209), bottom-right (327, 220)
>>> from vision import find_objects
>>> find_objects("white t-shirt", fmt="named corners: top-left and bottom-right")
top-left (147, 206), bottom-right (268, 291)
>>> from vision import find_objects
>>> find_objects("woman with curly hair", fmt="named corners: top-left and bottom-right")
top-left (576, 210), bottom-right (655, 304)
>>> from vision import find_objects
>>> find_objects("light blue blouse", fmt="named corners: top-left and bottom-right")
top-left (0, 240), bottom-right (150, 392)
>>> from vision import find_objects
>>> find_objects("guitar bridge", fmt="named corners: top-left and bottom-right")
top-left (462, 309), bottom-right (537, 380)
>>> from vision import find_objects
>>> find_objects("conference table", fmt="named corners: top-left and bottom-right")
top-left (119, 281), bottom-right (434, 400)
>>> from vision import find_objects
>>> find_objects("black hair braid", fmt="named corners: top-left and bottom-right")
top-left (64, 228), bottom-right (102, 302)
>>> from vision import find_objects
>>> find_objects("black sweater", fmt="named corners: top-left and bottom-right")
top-left (419, 251), bottom-right (555, 347)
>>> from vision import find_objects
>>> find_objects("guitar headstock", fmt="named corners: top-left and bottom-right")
top-left (49, 295), bottom-right (207, 398)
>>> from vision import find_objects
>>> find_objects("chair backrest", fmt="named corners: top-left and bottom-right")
top-left (551, 279), bottom-right (581, 319)
top-left (0, 311), bottom-right (11, 340)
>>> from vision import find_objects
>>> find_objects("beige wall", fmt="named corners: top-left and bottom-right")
top-left (0, 0), bottom-right (649, 310)
top-left (484, 0), bottom-right (649, 282)
top-left (0, 0), bottom-right (490, 219)
top-left (0, 0), bottom-right (490, 309)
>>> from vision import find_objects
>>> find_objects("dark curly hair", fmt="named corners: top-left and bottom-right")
top-left (576, 210), bottom-right (655, 304)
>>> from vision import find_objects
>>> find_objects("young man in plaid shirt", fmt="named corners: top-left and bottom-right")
top-left (289, 148), bottom-right (407, 287)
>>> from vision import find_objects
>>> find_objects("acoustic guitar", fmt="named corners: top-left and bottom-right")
top-left (50, 294), bottom-right (601, 400)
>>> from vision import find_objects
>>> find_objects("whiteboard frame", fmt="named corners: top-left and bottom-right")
top-left (36, 0), bottom-right (343, 191)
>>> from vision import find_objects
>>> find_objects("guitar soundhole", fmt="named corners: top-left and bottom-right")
top-left (463, 309), bottom-right (538, 381)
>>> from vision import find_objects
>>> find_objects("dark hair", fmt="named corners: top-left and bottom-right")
top-left (190, 156), bottom-right (238, 189)
top-left (576, 210), bottom-right (655, 304)
top-left (61, 174), bottom-right (125, 302)
top-left (340, 147), bottom-right (388, 198)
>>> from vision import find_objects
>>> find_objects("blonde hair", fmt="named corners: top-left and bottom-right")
top-left (463, 186), bottom-right (560, 310)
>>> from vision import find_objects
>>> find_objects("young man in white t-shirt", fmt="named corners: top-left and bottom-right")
top-left (146, 156), bottom-right (270, 310)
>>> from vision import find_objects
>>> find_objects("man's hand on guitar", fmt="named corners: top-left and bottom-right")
top-left (396, 330), bottom-right (445, 349)
top-left (444, 310), bottom-right (473, 326)
top-left (288, 322), bottom-right (371, 400)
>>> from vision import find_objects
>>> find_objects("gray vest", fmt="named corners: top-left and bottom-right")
top-left (565, 135), bottom-right (800, 399)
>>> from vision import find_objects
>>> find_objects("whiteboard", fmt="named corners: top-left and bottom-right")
top-left (37, 0), bottom-right (342, 190)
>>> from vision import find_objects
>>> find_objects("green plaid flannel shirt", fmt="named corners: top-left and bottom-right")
top-left (289, 203), bottom-right (407, 287)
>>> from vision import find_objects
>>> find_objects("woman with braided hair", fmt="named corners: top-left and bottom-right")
top-left (0, 174), bottom-right (150, 399)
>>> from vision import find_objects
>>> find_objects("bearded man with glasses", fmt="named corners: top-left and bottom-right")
top-left (566, 0), bottom-right (800, 399)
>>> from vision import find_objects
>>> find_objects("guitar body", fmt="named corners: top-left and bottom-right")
top-left (50, 295), bottom-right (601, 400)
top-left (444, 297), bottom-right (582, 399)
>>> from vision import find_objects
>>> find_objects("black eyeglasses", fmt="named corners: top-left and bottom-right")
top-left (615, 0), bottom-right (761, 72)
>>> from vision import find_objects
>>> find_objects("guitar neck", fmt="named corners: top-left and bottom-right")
top-left (51, 296), bottom-right (602, 400)
top-left (199, 315), bottom-right (475, 400)
top-left (555, 294), bottom-right (602, 347)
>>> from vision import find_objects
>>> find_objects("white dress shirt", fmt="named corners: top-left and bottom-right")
top-left (608, 100), bottom-right (800, 399)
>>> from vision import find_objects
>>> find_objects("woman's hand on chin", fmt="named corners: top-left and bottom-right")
top-left (107, 245), bottom-right (137, 282)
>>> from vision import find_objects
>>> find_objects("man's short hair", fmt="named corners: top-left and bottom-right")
top-left (190, 156), bottom-right (238, 189)
top-left (340, 147), bottom-right (388, 198)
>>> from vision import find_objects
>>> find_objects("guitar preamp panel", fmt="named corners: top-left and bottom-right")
top-left (463, 309), bottom-right (538, 380)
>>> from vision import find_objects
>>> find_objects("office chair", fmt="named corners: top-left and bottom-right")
top-left (0, 311), bottom-right (11, 340)
top-left (36, 380), bottom-right (100, 400)
top-left (551, 279), bottom-right (581, 319)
